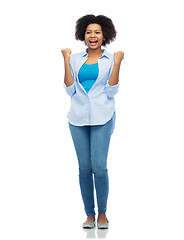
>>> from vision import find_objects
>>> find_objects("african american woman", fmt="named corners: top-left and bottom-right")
top-left (61, 14), bottom-right (124, 229)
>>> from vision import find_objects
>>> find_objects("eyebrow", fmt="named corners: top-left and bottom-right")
top-left (86, 29), bottom-right (101, 31)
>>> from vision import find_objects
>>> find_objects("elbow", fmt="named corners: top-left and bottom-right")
top-left (106, 90), bottom-right (118, 98)
top-left (104, 82), bottom-right (119, 98)
top-left (63, 82), bottom-right (76, 97)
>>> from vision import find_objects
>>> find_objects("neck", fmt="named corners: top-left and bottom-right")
top-left (87, 47), bottom-right (103, 58)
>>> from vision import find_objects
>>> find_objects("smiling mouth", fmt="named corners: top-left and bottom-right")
top-left (89, 40), bottom-right (98, 43)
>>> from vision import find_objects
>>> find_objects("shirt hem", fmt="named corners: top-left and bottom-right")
top-left (67, 111), bottom-right (115, 127)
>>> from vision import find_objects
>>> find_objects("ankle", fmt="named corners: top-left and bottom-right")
top-left (87, 215), bottom-right (95, 220)
top-left (98, 213), bottom-right (106, 219)
top-left (85, 215), bottom-right (95, 223)
top-left (98, 213), bottom-right (106, 217)
top-left (97, 213), bottom-right (108, 224)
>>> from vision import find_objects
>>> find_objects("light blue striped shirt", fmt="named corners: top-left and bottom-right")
top-left (63, 48), bottom-right (120, 134)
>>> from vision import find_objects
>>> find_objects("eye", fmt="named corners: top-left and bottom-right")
top-left (96, 32), bottom-right (100, 34)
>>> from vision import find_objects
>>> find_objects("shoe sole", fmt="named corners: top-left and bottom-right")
top-left (97, 224), bottom-right (109, 229)
top-left (83, 222), bottom-right (95, 229)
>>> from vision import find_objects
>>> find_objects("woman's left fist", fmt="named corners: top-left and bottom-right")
top-left (114, 51), bottom-right (124, 64)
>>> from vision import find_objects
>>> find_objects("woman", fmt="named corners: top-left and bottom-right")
top-left (61, 14), bottom-right (124, 229)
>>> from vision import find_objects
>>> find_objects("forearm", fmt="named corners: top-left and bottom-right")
top-left (64, 59), bottom-right (74, 87)
top-left (108, 62), bottom-right (121, 86)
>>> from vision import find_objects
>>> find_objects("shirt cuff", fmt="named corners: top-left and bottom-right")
top-left (106, 81), bottom-right (119, 89)
top-left (63, 82), bottom-right (76, 96)
top-left (105, 81), bottom-right (119, 98)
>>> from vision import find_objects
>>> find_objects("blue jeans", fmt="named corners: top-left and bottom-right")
top-left (68, 117), bottom-right (113, 216)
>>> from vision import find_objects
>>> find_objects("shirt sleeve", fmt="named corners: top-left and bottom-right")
top-left (63, 81), bottom-right (76, 97)
top-left (63, 55), bottom-right (76, 97)
top-left (104, 59), bottom-right (120, 98)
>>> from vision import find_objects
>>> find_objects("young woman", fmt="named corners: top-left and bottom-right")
top-left (61, 14), bottom-right (124, 229)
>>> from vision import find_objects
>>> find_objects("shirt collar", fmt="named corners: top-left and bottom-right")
top-left (82, 48), bottom-right (110, 59)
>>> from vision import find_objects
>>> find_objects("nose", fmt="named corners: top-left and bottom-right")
top-left (91, 32), bottom-right (95, 37)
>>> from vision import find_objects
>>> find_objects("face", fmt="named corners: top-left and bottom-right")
top-left (84, 24), bottom-right (105, 50)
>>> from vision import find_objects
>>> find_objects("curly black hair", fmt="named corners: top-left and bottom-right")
top-left (75, 14), bottom-right (117, 47)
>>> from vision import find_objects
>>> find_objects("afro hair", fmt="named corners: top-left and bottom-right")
top-left (75, 14), bottom-right (117, 46)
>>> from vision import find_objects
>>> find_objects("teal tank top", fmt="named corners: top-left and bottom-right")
top-left (78, 63), bottom-right (99, 93)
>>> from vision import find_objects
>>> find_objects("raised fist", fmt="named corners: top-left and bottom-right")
top-left (61, 48), bottom-right (72, 61)
top-left (114, 51), bottom-right (124, 64)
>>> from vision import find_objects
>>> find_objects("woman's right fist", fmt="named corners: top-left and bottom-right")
top-left (61, 48), bottom-right (72, 60)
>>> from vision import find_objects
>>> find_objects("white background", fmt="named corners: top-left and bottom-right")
top-left (0, 0), bottom-right (184, 239)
